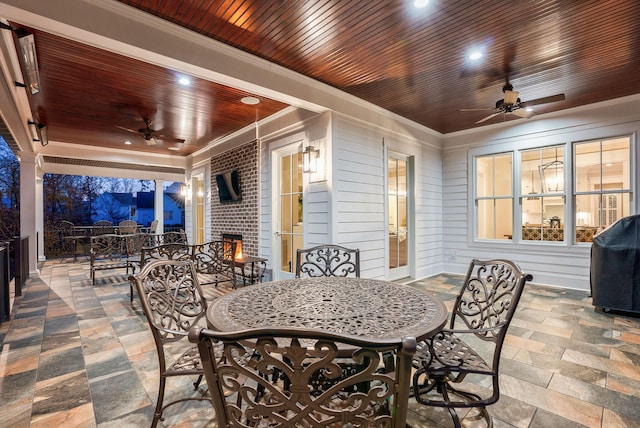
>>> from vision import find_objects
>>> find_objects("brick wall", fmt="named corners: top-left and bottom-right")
top-left (210, 140), bottom-right (259, 257)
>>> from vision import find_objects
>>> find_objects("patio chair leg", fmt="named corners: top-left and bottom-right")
top-left (193, 374), bottom-right (203, 390)
top-left (151, 376), bottom-right (167, 428)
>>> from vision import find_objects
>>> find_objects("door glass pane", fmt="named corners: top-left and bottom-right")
top-left (281, 155), bottom-right (292, 194)
top-left (281, 234), bottom-right (292, 273)
top-left (281, 195), bottom-right (292, 234)
top-left (388, 157), bottom-right (408, 269)
top-left (279, 151), bottom-right (303, 275)
top-left (196, 178), bottom-right (204, 244)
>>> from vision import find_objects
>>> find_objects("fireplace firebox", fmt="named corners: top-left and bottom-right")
top-left (222, 233), bottom-right (243, 259)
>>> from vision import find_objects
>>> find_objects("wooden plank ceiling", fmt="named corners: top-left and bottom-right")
top-left (11, 0), bottom-right (640, 156)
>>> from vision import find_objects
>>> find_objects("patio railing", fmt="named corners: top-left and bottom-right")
top-left (0, 236), bottom-right (29, 326)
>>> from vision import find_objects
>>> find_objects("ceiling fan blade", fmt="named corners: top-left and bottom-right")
top-left (511, 108), bottom-right (535, 119)
top-left (476, 112), bottom-right (502, 123)
top-left (158, 137), bottom-right (186, 144)
top-left (520, 93), bottom-right (565, 107)
top-left (116, 125), bottom-right (138, 133)
top-left (461, 108), bottom-right (495, 112)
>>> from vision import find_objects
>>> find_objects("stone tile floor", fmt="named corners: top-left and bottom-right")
top-left (1, 259), bottom-right (639, 427)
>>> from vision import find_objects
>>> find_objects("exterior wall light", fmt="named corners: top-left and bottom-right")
top-left (302, 145), bottom-right (319, 174)
top-left (28, 120), bottom-right (48, 146)
top-left (1, 23), bottom-right (41, 94)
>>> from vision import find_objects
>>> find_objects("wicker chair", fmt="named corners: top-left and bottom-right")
top-left (118, 219), bottom-right (138, 235)
top-left (92, 220), bottom-right (115, 235)
top-left (188, 325), bottom-right (416, 428)
top-left (129, 260), bottom-right (211, 427)
top-left (295, 244), bottom-right (360, 278)
top-left (411, 259), bottom-right (533, 428)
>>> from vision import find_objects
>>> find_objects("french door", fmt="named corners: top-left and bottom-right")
top-left (388, 152), bottom-right (412, 279)
top-left (273, 144), bottom-right (304, 280)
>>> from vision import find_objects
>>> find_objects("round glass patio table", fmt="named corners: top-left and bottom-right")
top-left (207, 277), bottom-right (448, 342)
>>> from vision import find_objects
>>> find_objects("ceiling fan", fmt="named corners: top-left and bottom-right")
top-left (116, 117), bottom-right (185, 146)
top-left (462, 82), bottom-right (565, 124)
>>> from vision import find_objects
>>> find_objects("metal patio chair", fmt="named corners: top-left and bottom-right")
top-left (129, 259), bottom-right (211, 427)
top-left (192, 240), bottom-right (237, 288)
top-left (189, 325), bottom-right (416, 428)
top-left (57, 220), bottom-right (88, 261)
top-left (411, 258), bottom-right (533, 428)
top-left (295, 244), bottom-right (360, 278)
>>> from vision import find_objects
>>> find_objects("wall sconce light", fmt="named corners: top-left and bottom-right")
top-left (0, 23), bottom-right (41, 94)
top-left (28, 120), bottom-right (48, 146)
top-left (302, 145), bottom-right (320, 173)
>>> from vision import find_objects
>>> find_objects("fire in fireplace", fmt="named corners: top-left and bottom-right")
top-left (222, 233), bottom-right (243, 259)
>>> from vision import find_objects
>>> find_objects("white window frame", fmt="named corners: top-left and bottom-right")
top-left (473, 151), bottom-right (514, 241)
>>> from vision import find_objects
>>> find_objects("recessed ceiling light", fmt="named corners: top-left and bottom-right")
top-left (178, 77), bottom-right (191, 86)
top-left (124, 140), bottom-right (132, 145)
top-left (414, 0), bottom-right (429, 8)
top-left (241, 96), bottom-right (260, 105)
top-left (469, 51), bottom-right (483, 60)
top-left (525, 107), bottom-right (534, 112)
top-left (168, 146), bottom-right (181, 151)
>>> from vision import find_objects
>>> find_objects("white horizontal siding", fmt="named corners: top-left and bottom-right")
top-left (414, 143), bottom-right (444, 279)
top-left (332, 113), bottom-right (444, 280)
top-left (332, 116), bottom-right (386, 278)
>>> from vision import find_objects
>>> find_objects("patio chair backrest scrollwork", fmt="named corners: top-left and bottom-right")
top-left (160, 230), bottom-right (188, 244)
top-left (412, 258), bottom-right (533, 428)
top-left (295, 244), bottom-right (360, 278)
top-left (188, 326), bottom-right (416, 428)
top-left (130, 259), bottom-right (211, 427)
top-left (140, 243), bottom-right (192, 266)
top-left (133, 242), bottom-right (191, 303)
top-left (192, 240), bottom-right (237, 288)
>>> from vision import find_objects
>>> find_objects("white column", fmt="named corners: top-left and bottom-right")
top-left (19, 152), bottom-right (40, 277)
top-left (36, 166), bottom-right (45, 261)
top-left (155, 179), bottom-right (164, 233)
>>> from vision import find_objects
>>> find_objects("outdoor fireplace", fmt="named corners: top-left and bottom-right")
top-left (222, 233), bottom-right (243, 260)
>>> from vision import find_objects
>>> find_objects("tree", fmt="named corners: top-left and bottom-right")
top-left (0, 139), bottom-right (19, 241)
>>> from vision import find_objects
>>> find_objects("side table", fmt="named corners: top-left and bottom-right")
top-left (234, 255), bottom-right (267, 285)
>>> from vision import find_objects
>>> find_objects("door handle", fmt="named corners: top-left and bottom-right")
top-left (274, 231), bottom-right (281, 237)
